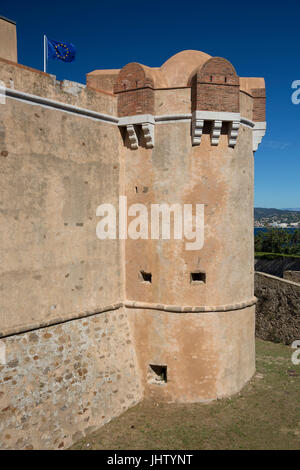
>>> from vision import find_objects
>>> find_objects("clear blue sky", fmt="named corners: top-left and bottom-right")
top-left (2, 1), bottom-right (299, 209)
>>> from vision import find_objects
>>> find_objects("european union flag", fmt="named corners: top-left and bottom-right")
top-left (47, 38), bottom-right (76, 63)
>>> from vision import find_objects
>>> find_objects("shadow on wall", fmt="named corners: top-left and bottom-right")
top-left (255, 257), bottom-right (300, 278)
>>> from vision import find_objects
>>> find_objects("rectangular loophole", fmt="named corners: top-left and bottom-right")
top-left (148, 364), bottom-right (167, 384)
top-left (190, 272), bottom-right (206, 284)
top-left (140, 271), bottom-right (152, 283)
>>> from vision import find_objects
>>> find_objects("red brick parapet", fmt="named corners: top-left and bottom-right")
top-left (114, 63), bottom-right (155, 117)
top-left (189, 57), bottom-right (240, 113)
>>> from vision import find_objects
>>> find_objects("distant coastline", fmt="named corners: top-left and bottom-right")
top-left (254, 208), bottom-right (300, 229)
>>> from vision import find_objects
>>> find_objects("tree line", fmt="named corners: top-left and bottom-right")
top-left (255, 229), bottom-right (300, 256)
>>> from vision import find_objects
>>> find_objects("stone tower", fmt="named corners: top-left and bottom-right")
top-left (104, 50), bottom-right (266, 402)
top-left (0, 30), bottom-right (266, 447)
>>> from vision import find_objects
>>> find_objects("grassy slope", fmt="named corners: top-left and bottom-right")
top-left (71, 339), bottom-right (300, 450)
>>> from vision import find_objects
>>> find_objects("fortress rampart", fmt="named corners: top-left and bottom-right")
top-left (255, 272), bottom-right (300, 344)
top-left (0, 17), bottom-right (266, 449)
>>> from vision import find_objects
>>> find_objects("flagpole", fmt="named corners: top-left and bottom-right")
top-left (43, 35), bottom-right (47, 73)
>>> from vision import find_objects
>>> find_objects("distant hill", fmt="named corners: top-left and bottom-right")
top-left (283, 208), bottom-right (300, 211)
top-left (254, 207), bottom-right (300, 222)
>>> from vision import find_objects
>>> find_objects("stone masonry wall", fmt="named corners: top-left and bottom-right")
top-left (283, 271), bottom-right (300, 283)
top-left (0, 48), bottom-right (267, 446)
top-left (255, 272), bottom-right (300, 344)
top-left (0, 307), bottom-right (142, 450)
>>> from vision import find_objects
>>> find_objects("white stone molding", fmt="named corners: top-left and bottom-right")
top-left (5, 87), bottom-right (119, 124)
top-left (0, 297), bottom-right (258, 339)
top-left (228, 120), bottom-right (240, 147)
top-left (193, 111), bottom-right (241, 122)
top-left (211, 120), bottom-right (223, 146)
top-left (141, 122), bottom-right (155, 148)
top-left (191, 112), bottom-right (204, 145)
top-left (155, 114), bottom-right (192, 123)
top-left (253, 121), bottom-right (267, 152)
top-left (126, 124), bottom-right (138, 149)
top-left (118, 114), bottom-right (155, 126)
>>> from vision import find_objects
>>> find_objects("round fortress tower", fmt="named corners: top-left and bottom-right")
top-left (0, 31), bottom-right (268, 447)
top-left (112, 50), bottom-right (266, 402)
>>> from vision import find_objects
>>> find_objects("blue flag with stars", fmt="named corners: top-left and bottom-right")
top-left (47, 38), bottom-right (76, 63)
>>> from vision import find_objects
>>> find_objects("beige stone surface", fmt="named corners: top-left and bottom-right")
top-left (0, 59), bottom-right (117, 116)
top-left (240, 77), bottom-right (265, 95)
top-left (86, 69), bottom-right (120, 94)
top-left (0, 18), bottom-right (17, 63)
top-left (240, 90), bottom-right (254, 120)
top-left (124, 122), bottom-right (254, 307)
top-left (0, 79), bottom-right (120, 333)
top-left (122, 118), bottom-right (255, 403)
top-left (161, 50), bottom-right (211, 87)
top-left (127, 306), bottom-right (255, 402)
top-left (154, 88), bottom-right (191, 115)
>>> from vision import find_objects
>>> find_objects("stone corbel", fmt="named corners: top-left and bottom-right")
top-left (191, 111), bottom-right (241, 148)
top-left (141, 122), bottom-right (155, 148)
top-left (126, 124), bottom-right (138, 150)
top-left (228, 121), bottom-right (240, 147)
top-left (253, 121), bottom-right (267, 152)
top-left (211, 120), bottom-right (222, 146)
top-left (118, 114), bottom-right (155, 149)
top-left (191, 112), bottom-right (204, 145)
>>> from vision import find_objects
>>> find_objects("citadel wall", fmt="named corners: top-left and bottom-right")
top-left (0, 25), bottom-right (266, 447)
top-left (255, 272), bottom-right (300, 345)
top-left (0, 57), bottom-right (143, 449)
top-left (0, 58), bottom-right (120, 334)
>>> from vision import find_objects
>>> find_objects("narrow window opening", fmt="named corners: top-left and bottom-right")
top-left (224, 76), bottom-right (227, 83)
top-left (140, 271), bottom-right (152, 283)
top-left (210, 75), bottom-right (213, 82)
top-left (148, 364), bottom-right (167, 384)
top-left (135, 186), bottom-right (138, 193)
top-left (190, 272), bottom-right (206, 284)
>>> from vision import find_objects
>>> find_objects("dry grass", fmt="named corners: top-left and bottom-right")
top-left (71, 339), bottom-right (300, 450)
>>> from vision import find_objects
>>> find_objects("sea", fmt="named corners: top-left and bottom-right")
top-left (254, 227), bottom-right (297, 236)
